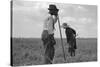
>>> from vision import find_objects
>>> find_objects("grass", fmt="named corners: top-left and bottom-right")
top-left (12, 38), bottom-right (97, 66)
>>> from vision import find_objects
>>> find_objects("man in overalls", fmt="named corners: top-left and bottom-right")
top-left (41, 4), bottom-right (59, 64)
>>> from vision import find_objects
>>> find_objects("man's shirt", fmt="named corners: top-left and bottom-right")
top-left (43, 15), bottom-right (57, 34)
top-left (65, 27), bottom-right (76, 41)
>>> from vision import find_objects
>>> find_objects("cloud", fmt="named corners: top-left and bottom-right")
top-left (13, 1), bottom-right (97, 38)
top-left (75, 5), bottom-right (88, 12)
top-left (78, 17), bottom-right (92, 24)
top-left (60, 16), bottom-right (92, 26)
top-left (61, 17), bottom-right (76, 22)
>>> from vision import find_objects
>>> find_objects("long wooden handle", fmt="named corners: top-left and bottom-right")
top-left (57, 15), bottom-right (66, 62)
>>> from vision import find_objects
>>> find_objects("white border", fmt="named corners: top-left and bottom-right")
top-left (0, 0), bottom-right (99, 67)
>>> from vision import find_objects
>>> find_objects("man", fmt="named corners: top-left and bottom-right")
top-left (41, 4), bottom-right (59, 64)
top-left (62, 23), bottom-right (77, 57)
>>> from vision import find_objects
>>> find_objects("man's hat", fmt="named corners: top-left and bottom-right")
top-left (48, 4), bottom-right (59, 11)
top-left (62, 23), bottom-right (68, 28)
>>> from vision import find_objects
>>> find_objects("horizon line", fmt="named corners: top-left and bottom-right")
top-left (11, 37), bottom-right (97, 39)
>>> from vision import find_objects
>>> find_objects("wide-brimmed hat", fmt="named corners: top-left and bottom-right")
top-left (48, 4), bottom-right (59, 11)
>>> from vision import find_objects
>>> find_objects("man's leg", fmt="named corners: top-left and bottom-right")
top-left (73, 38), bottom-right (77, 56)
top-left (44, 44), bottom-right (55, 64)
top-left (44, 35), bottom-right (55, 64)
top-left (73, 49), bottom-right (75, 56)
top-left (74, 38), bottom-right (77, 49)
top-left (72, 42), bottom-right (76, 57)
top-left (49, 45), bottom-right (55, 61)
top-left (69, 41), bottom-right (74, 57)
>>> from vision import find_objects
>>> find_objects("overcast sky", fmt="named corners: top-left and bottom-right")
top-left (12, 0), bottom-right (97, 38)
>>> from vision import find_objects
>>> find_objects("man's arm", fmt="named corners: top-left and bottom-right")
top-left (72, 28), bottom-right (76, 37)
top-left (53, 15), bottom-right (58, 24)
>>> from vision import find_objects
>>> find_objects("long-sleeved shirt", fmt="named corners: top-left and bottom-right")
top-left (65, 27), bottom-right (76, 42)
top-left (43, 15), bottom-right (57, 34)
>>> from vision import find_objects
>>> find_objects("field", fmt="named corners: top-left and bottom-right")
top-left (12, 38), bottom-right (97, 66)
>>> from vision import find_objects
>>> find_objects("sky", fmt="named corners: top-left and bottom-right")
top-left (12, 0), bottom-right (97, 38)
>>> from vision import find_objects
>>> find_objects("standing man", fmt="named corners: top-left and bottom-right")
top-left (62, 23), bottom-right (77, 57)
top-left (41, 4), bottom-right (59, 64)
